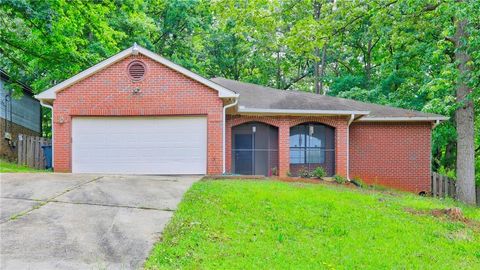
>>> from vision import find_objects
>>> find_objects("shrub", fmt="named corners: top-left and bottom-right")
top-left (333, 175), bottom-right (347, 184)
top-left (298, 167), bottom-right (312, 178)
top-left (312, 167), bottom-right (326, 178)
top-left (271, 167), bottom-right (278, 176)
top-left (286, 171), bottom-right (292, 177)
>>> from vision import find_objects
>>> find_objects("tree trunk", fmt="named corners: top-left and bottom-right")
top-left (319, 43), bottom-right (328, 95)
top-left (365, 39), bottom-right (372, 85)
top-left (313, 1), bottom-right (321, 94)
top-left (276, 50), bottom-right (282, 89)
top-left (314, 47), bottom-right (320, 94)
top-left (454, 14), bottom-right (476, 205)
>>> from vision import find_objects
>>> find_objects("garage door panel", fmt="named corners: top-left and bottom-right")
top-left (72, 117), bottom-right (207, 174)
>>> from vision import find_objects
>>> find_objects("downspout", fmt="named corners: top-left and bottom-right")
top-left (40, 100), bottom-right (54, 169)
top-left (222, 96), bottom-right (239, 174)
top-left (346, 114), bottom-right (355, 180)
top-left (430, 119), bottom-right (441, 187)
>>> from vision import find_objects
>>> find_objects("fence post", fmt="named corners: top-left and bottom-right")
top-left (476, 187), bottom-right (480, 207)
top-left (17, 134), bottom-right (23, 165)
top-left (15, 134), bottom-right (51, 169)
top-left (449, 179), bottom-right (455, 198)
top-left (443, 175), bottom-right (449, 198)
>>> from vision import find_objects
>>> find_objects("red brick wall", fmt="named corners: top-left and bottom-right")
top-left (226, 115), bottom-right (349, 177)
top-left (53, 54), bottom-right (223, 173)
top-left (349, 122), bottom-right (432, 193)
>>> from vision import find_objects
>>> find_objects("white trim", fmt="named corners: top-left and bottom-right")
top-left (346, 114), bottom-right (355, 181)
top-left (236, 107), bottom-right (370, 116)
top-left (222, 98), bottom-right (238, 174)
top-left (39, 101), bottom-right (54, 169)
top-left (357, 116), bottom-right (449, 122)
top-left (35, 44), bottom-right (238, 101)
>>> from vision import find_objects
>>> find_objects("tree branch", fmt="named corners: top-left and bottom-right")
top-left (283, 67), bottom-right (313, 90)
top-left (445, 36), bottom-right (456, 44)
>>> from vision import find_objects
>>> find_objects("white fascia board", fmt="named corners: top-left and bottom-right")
top-left (357, 116), bottom-right (449, 122)
top-left (34, 44), bottom-right (238, 101)
top-left (236, 107), bottom-right (370, 116)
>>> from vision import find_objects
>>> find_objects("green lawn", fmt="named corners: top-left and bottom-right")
top-left (145, 180), bottom-right (480, 269)
top-left (0, 159), bottom-right (48, 173)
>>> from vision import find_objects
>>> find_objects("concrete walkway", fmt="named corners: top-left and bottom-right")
top-left (0, 173), bottom-right (200, 269)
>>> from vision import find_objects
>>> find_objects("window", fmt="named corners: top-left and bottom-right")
top-left (289, 124), bottom-right (328, 164)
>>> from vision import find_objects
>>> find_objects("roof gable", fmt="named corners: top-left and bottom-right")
top-left (35, 44), bottom-right (238, 102)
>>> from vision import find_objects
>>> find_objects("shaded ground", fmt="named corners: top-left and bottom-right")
top-left (0, 173), bottom-right (200, 269)
top-left (0, 159), bottom-right (48, 173)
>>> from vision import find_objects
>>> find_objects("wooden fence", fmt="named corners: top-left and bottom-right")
top-left (431, 172), bottom-right (480, 206)
top-left (17, 134), bottom-right (51, 169)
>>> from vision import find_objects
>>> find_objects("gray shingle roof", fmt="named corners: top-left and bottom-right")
top-left (211, 77), bottom-right (448, 121)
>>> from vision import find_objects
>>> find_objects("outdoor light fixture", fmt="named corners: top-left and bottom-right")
top-left (309, 125), bottom-right (314, 136)
top-left (133, 87), bottom-right (141, 94)
top-left (252, 126), bottom-right (256, 133)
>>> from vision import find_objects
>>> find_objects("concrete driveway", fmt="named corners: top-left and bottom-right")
top-left (0, 173), bottom-right (200, 269)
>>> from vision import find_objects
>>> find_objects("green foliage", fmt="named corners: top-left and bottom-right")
top-left (333, 174), bottom-right (347, 184)
top-left (0, 159), bottom-right (48, 173)
top-left (312, 166), bottom-right (326, 178)
top-left (329, 75), bottom-right (367, 96)
top-left (145, 180), bottom-right (480, 269)
top-left (270, 167), bottom-right (278, 177)
top-left (297, 166), bottom-right (312, 178)
top-left (438, 166), bottom-right (457, 180)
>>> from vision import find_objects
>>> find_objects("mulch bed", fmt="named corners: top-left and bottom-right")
top-left (206, 175), bottom-right (360, 188)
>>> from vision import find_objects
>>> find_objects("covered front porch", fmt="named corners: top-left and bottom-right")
top-left (225, 115), bottom-right (350, 178)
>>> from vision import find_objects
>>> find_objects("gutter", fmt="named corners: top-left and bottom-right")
top-left (222, 96), bottom-right (239, 174)
top-left (358, 116), bottom-right (449, 122)
top-left (346, 114), bottom-right (355, 181)
top-left (39, 100), bottom-right (54, 169)
top-left (237, 107), bottom-right (370, 116)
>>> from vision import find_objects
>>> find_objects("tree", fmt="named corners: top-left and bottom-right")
top-left (451, 0), bottom-right (476, 204)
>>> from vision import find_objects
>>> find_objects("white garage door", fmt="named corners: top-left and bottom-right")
top-left (72, 117), bottom-right (207, 174)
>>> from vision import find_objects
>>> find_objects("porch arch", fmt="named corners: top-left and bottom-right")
top-left (231, 121), bottom-right (279, 176)
top-left (289, 122), bottom-right (335, 176)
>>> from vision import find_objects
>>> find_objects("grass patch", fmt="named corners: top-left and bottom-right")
top-left (0, 159), bottom-right (48, 173)
top-left (145, 180), bottom-right (480, 269)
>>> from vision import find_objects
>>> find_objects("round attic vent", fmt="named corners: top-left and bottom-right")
top-left (127, 61), bottom-right (146, 81)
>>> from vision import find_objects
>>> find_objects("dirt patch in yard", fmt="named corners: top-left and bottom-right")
top-left (405, 207), bottom-right (479, 228)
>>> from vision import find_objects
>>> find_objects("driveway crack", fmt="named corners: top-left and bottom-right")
top-left (1, 176), bottom-right (104, 224)
top-left (47, 200), bottom-right (175, 212)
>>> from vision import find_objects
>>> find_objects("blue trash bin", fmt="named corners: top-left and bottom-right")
top-left (42, 145), bottom-right (52, 169)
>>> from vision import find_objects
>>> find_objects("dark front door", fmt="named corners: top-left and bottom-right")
top-left (234, 134), bottom-right (253, 175)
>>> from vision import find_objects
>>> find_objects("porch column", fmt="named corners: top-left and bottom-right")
top-left (335, 121), bottom-right (348, 177)
top-left (278, 122), bottom-right (290, 177)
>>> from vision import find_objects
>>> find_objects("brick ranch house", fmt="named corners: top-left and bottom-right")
top-left (35, 44), bottom-right (448, 193)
